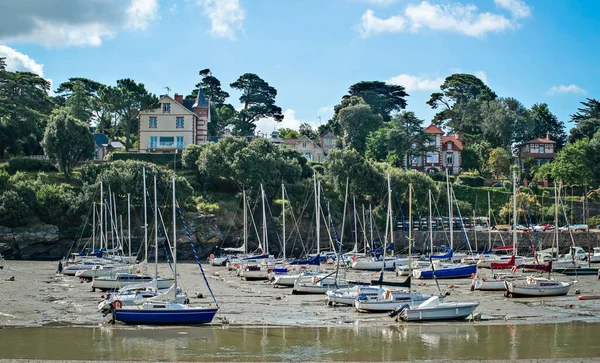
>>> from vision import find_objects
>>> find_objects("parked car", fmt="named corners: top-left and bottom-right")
top-left (491, 182), bottom-right (504, 188)
top-left (533, 224), bottom-right (553, 232)
top-left (558, 224), bottom-right (588, 232)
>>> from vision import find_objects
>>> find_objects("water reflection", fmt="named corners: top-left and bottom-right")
top-left (1, 322), bottom-right (599, 361)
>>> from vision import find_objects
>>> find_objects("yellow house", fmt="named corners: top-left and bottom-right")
top-left (138, 87), bottom-right (209, 153)
top-left (284, 135), bottom-right (326, 162)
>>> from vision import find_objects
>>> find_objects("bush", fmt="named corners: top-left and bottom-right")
top-left (5, 157), bottom-right (57, 174)
top-left (111, 152), bottom-right (181, 168)
top-left (0, 190), bottom-right (32, 227)
top-left (0, 169), bottom-right (9, 192)
top-left (182, 145), bottom-right (206, 169)
top-left (588, 215), bottom-right (600, 227)
top-left (457, 175), bottom-right (484, 187)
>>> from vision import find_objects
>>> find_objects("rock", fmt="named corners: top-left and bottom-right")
top-left (6, 276), bottom-right (15, 281)
top-left (196, 293), bottom-right (204, 299)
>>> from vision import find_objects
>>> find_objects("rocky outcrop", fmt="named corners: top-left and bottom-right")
top-left (0, 224), bottom-right (72, 260)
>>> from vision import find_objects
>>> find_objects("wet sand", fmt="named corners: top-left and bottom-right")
top-left (1, 260), bottom-right (600, 327)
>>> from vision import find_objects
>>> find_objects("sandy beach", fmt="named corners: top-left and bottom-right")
top-left (1, 260), bottom-right (599, 328)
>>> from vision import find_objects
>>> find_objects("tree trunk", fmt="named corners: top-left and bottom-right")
top-left (125, 118), bottom-right (131, 151)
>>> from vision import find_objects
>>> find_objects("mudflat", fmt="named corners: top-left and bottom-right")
top-left (1, 260), bottom-right (599, 327)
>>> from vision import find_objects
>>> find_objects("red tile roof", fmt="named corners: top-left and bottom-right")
top-left (442, 136), bottom-right (463, 150)
top-left (524, 138), bottom-right (556, 144)
top-left (424, 124), bottom-right (444, 134)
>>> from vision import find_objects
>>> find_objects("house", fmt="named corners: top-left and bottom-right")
top-left (138, 86), bottom-right (210, 153)
top-left (516, 132), bottom-right (556, 167)
top-left (93, 133), bottom-right (109, 161)
top-left (409, 124), bottom-right (463, 175)
top-left (283, 135), bottom-right (326, 162)
top-left (319, 130), bottom-right (336, 153)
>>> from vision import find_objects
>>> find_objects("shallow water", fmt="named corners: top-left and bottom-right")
top-left (1, 322), bottom-right (600, 361)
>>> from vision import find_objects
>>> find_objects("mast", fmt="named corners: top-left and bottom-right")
top-left (109, 186), bottom-right (114, 251)
top-left (282, 183), bottom-right (286, 261)
top-left (446, 169), bottom-right (453, 251)
top-left (408, 183), bottom-right (413, 279)
top-left (512, 170), bottom-right (517, 256)
top-left (172, 174), bottom-right (177, 292)
top-left (243, 188), bottom-right (247, 255)
top-left (353, 196), bottom-right (358, 253)
top-left (261, 183), bottom-right (268, 255)
top-left (369, 204), bottom-right (373, 251)
top-left (317, 180), bottom-right (321, 256)
top-left (362, 205), bottom-right (367, 254)
top-left (553, 182), bottom-right (558, 263)
top-left (380, 173), bottom-right (391, 280)
top-left (154, 175), bottom-right (158, 279)
top-left (143, 167), bottom-right (148, 271)
top-left (127, 193), bottom-right (131, 259)
top-left (429, 189), bottom-right (433, 257)
top-left (113, 192), bottom-right (118, 252)
top-left (488, 191), bottom-right (492, 251)
top-left (100, 183), bottom-right (103, 251)
top-left (119, 215), bottom-right (124, 255)
top-left (92, 202), bottom-right (96, 251)
top-left (340, 178), bottom-right (349, 251)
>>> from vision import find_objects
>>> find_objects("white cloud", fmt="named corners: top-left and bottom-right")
top-left (386, 74), bottom-right (444, 91)
top-left (317, 106), bottom-right (334, 114)
top-left (360, 10), bottom-right (405, 37)
top-left (494, 0), bottom-right (531, 19)
top-left (197, 0), bottom-right (246, 40)
top-left (359, 1), bottom-right (528, 38)
top-left (364, 0), bottom-right (398, 6)
top-left (0, 0), bottom-right (159, 47)
top-left (169, 4), bottom-right (178, 15)
top-left (474, 70), bottom-right (488, 83)
top-left (126, 0), bottom-right (160, 30)
top-left (0, 45), bottom-right (45, 76)
top-left (547, 84), bottom-right (586, 95)
top-left (255, 109), bottom-right (316, 136)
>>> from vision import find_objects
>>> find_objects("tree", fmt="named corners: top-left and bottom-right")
top-left (551, 138), bottom-right (593, 186)
top-left (528, 103), bottom-right (566, 150)
top-left (229, 73), bottom-right (283, 135)
top-left (42, 108), bottom-right (95, 179)
top-left (486, 147), bottom-right (511, 178)
top-left (481, 97), bottom-right (530, 149)
top-left (186, 69), bottom-right (230, 107)
top-left (65, 81), bottom-right (93, 123)
top-left (92, 85), bottom-right (118, 136)
top-left (427, 73), bottom-right (496, 136)
top-left (567, 118), bottom-right (600, 143)
top-left (55, 77), bottom-right (103, 98)
top-left (298, 122), bottom-right (317, 139)
top-left (0, 57), bottom-right (6, 70)
top-left (571, 98), bottom-right (600, 124)
top-left (337, 103), bottom-right (382, 154)
top-left (207, 103), bottom-right (235, 137)
top-left (277, 128), bottom-right (300, 139)
top-left (0, 70), bottom-right (54, 158)
top-left (110, 79), bottom-right (159, 151)
top-left (344, 81), bottom-right (408, 121)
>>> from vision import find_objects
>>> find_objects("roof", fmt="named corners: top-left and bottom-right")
top-left (93, 133), bottom-right (109, 148)
top-left (523, 138), bottom-right (556, 144)
top-left (283, 138), bottom-right (297, 146)
top-left (192, 86), bottom-right (209, 108)
top-left (182, 99), bottom-right (195, 112)
top-left (424, 124), bottom-right (444, 134)
top-left (110, 141), bottom-right (124, 149)
top-left (320, 130), bottom-right (335, 138)
top-left (442, 136), bottom-right (463, 151)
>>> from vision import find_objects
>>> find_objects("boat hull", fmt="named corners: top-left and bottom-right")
top-left (505, 280), bottom-right (572, 297)
top-left (413, 264), bottom-right (476, 279)
top-left (92, 276), bottom-right (174, 292)
top-left (552, 267), bottom-right (599, 276)
top-left (355, 296), bottom-right (430, 312)
top-left (401, 303), bottom-right (479, 321)
top-left (114, 307), bottom-right (218, 324)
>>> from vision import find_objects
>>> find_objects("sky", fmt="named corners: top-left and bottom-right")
top-left (0, 0), bottom-right (598, 136)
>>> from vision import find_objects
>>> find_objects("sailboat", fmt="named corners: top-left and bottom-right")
top-left (390, 189), bottom-right (479, 321)
top-left (239, 184), bottom-right (273, 281)
top-left (505, 181), bottom-right (576, 298)
top-left (353, 178), bottom-right (428, 312)
top-left (412, 175), bottom-right (476, 279)
top-left (112, 175), bottom-right (219, 324)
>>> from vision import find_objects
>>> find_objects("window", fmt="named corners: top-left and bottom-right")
top-left (540, 145), bottom-right (545, 153)
top-left (302, 142), bottom-right (307, 148)
top-left (426, 152), bottom-right (439, 164)
top-left (176, 136), bottom-right (184, 149)
top-left (176, 117), bottom-right (184, 128)
top-left (162, 103), bottom-right (171, 113)
top-left (303, 152), bottom-right (312, 161)
top-left (447, 142), bottom-right (452, 150)
top-left (150, 136), bottom-right (157, 149)
top-left (149, 117), bottom-right (157, 128)
top-left (159, 136), bottom-right (174, 147)
top-left (93, 148), bottom-right (99, 160)
top-left (446, 154), bottom-right (454, 165)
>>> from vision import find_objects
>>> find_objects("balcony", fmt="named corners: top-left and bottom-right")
top-left (148, 142), bottom-right (183, 149)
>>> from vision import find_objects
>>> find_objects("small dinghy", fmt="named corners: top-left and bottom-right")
top-left (504, 276), bottom-right (574, 297)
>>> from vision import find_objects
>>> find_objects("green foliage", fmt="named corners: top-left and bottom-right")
top-left (568, 118), bottom-right (600, 143)
top-left (461, 147), bottom-right (481, 172)
top-left (186, 69), bottom-right (230, 107)
top-left (550, 138), bottom-right (593, 186)
top-left (528, 103), bottom-right (566, 149)
top-left (111, 152), bottom-right (181, 168)
top-left (65, 81), bottom-right (93, 123)
top-left (345, 81), bottom-right (408, 121)
top-left (533, 163), bottom-right (553, 184)
top-left (182, 144), bottom-right (205, 169)
top-left (457, 175), bottom-right (484, 187)
top-left (0, 189), bottom-right (32, 227)
top-left (0, 168), bottom-right (8, 191)
top-left (42, 108), bottom-right (95, 179)
top-left (338, 103), bottom-right (382, 154)
top-left (5, 157), bottom-right (57, 174)
top-left (486, 148), bottom-right (511, 178)
top-left (571, 98), bottom-right (600, 124)
top-left (298, 122), bottom-right (317, 139)
top-left (277, 128), bottom-right (300, 139)
top-left (230, 73), bottom-right (283, 135)
top-left (587, 215), bottom-right (600, 227)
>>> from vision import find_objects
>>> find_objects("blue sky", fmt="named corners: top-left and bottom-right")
top-left (0, 0), bottom-right (597, 136)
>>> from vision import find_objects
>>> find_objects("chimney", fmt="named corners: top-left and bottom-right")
top-left (455, 132), bottom-right (461, 140)
top-left (546, 131), bottom-right (550, 141)
top-left (174, 93), bottom-right (183, 104)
